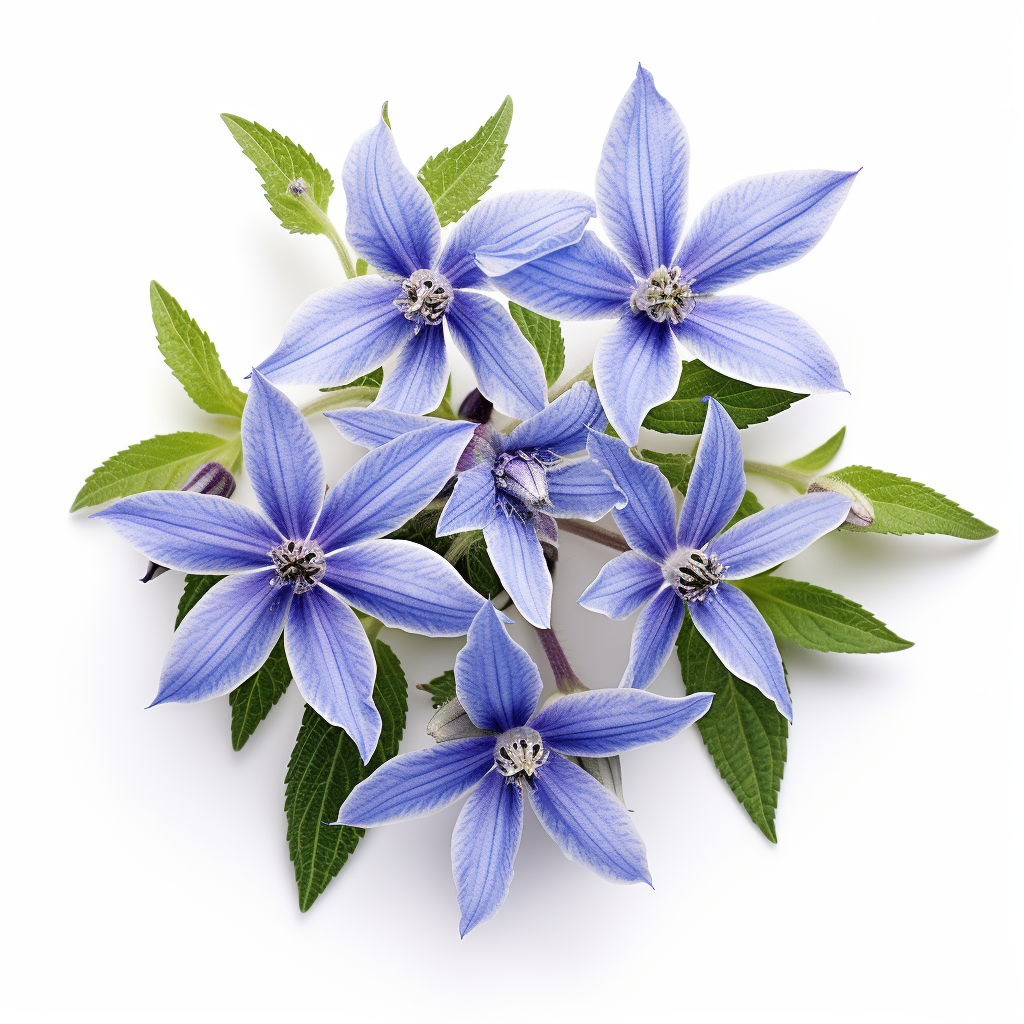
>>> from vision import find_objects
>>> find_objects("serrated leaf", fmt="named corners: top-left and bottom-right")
top-left (221, 114), bottom-right (334, 235)
top-left (643, 360), bottom-right (805, 435)
top-left (150, 282), bottom-right (247, 417)
top-left (676, 618), bottom-right (786, 842)
top-left (736, 576), bottom-right (912, 654)
top-left (420, 669), bottom-right (457, 709)
top-left (418, 96), bottom-right (512, 227)
top-left (71, 432), bottom-right (242, 512)
top-left (785, 426), bottom-right (845, 474)
top-left (830, 466), bottom-right (997, 538)
top-left (508, 302), bottom-right (565, 387)
top-left (175, 573), bottom-right (223, 628)
top-left (642, 449), bottom-right (693, 489)
top-left (229, 638), bottom-right (292, 750)
top-left (285, 639), bottom-right (408, 912)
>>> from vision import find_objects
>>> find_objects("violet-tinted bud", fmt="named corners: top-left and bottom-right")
top-left (807, 474), bottom-right (874, 528)
top-left (426, 696), bottom-right (491, 743)
top-left (457, 388), bottom-right (493, 424)
top-left (494, 451), bottom-right (551, 512)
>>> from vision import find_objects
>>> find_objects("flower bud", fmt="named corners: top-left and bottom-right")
top-left (426, 696), bottom-right (491, 743)
top-left (457, 388), bottom-right (494, 424)
top-left (494, 452), bottom-right (550, 511)
top-left (806, 474), bottom-right (874, 528)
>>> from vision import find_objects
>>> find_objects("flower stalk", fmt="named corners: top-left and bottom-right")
top-left (534, 626), bottom-right (587, 694)
top-left (294, 191), bottom-right (358, 279)
top-left (558, 518), bottom-right (631, 552)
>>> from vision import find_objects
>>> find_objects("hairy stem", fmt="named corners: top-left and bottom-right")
top-left (534, 626), bottom-right (587, 694)
top-left (297, 193), bottom-right (357, 279)
top-left (444, 531), bottom-right (481, 565)
top-left (558, 519), bottom-right (630, 552)
top-left (743, 460), bottom-right (812, 491)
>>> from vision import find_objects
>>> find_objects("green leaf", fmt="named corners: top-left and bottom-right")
top-left (318, 366), bottom-right (384, 393)
top-left (229, 638), bottom-right (292, 750)
top-left (508, 302), bottom-right (565, 387)
top-left (381, 102), bottom-right (391, 129)
top-left (785, 426), bottom-right (845, 474)
top-left (150, 282), bottom-right (247, 417)
top-left (641, 449), bottom-right (693, 489)
top-left (736, 576), bottom-right (913, 653)
top-left (643, 360), bottom-right (805, 435)
top-left (221, 114), bottom-right (334, 235)
top-left (355, 258), bottom-right (369, 276)
top-left (829, 466), bottom-right (997, 538)
top-left (71, 432), bottom-right (242, 512)
top-left (175, 573), bottom-right (223, 628)
top-left (425, 376), bottom-right (456, 420)
top-left (418, 96), bottom-right (513, 227)
top-left (724, 489), bottom-right (764, 531)
top-left (285, 639), bottom-right (408, 912)
top-left (676, 618), bottom-right (786, 842)
top-left (419, 669), bottom-right (457, 709)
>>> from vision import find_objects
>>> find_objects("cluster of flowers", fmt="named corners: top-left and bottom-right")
top-left (84, 67), bottom-right (989, 935)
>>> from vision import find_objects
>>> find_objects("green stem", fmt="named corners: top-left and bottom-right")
top-left (297, 193), bottom-right (357, 279)
top-left (549, 360), bottom-right (595, 401)
top-left (743, 460), bottom-right (812, 491)
top-left (299, 386), bottom-right (378, 417)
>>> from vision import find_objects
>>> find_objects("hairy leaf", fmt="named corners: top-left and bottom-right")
top-left (509, 302), bottom-right (565, 387)
top-left (785, 426), bottom-right (845, 474)
top-left (229, 638), bottom-right (292, 750)
top-left (420, 669), bottom-right (457, 709)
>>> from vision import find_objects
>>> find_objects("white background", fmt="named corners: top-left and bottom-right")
top-left (2, 2), bottom-right (1021, 1021)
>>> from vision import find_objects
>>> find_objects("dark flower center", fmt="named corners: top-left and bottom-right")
top-left (394, 269), bottom-right (453, 330)
top-left (494, 727), bottom-right (547, 787)
top-left (493, 450), bottom-right (553, 519)
top-left (630, 265), bottom-right (695, 324)
top-left (270, 539), bottom-right (326, 594)
top-left (673, 549), bottom-right (726, 601)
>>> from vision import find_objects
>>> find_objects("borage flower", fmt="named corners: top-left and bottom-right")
top-left (327, 381), bottom-right (622, 628)
top-left (94, 371), bottom-right (484, 761)
top-left (580, 398), bottom-right (852, 719)
top-left (337, 602), bottom-right (712, 935)
top-left (492, 65), bottom-right (857, 444)
top-left (256, 113), bottom-right (595, 419)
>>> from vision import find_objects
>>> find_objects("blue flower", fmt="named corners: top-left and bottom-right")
top-left (255, 114), bottom-right (595, 420)
top-left (93, 371), bottom-right (485, 762)
top-left (337, 602), bottom-right (712, 935)
top-left (326, 382), bottom-right (623, 628)
top-left (490, 66), bottom-right (857, 444)
top-left (579, 398), bottom-right (853, 719)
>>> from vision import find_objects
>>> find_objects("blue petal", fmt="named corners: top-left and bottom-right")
top-left (342, 118), bottom-right (440, 277)
top-left (710, 492), bottom-right (851, 578)
top-left (455, 601), bottom-right (544, 732)
top-left (445, 291), bottom-right (548, 419)
top-left (687, 582), bottom-right (791, 720)
top-left (593, 314), bottom-right (682, 446)
top-left (314, 421), bottom-right (477, 551)
top-left (620, 586), bottom-right (687, 689)
top-left (675, 170), bottom-right (859, 292)
top-left (505, 381), bottom-right (607, 457)
top-left (374, 324), bottom-right (450, 415)
top-left (545, 460), bottom-right (623, 522)
top-left (436, 465), bottom-right (499, 536)
top-left (284, 585), bottom-right (380, 762)
top-left (323, 539), bottom-right (485, 637)
top-left (677, 396), bottom-right (746, 549)
top-left (529, 754), bottom-right (651, 884)
top-left (243, 370), bottom-right (324, 540)
top-left (678, 295), bottom-right (845, 393)
top-left (585, 431), bottom-right (677, 561)
top-left (256, 277), bottom-right (412, 385)
top-left (596, 65), bottom-right (689, 277)
top-left (154, 571), bottom-right (288, 705)
top-left (490, 231), bottom-right (635, 321)
top-left (451, 769), bottom-right (523, 937)
top-left (483, 514), bottom-right (552, 629)
top-left (336, 737), bottom-right (495, 826)
top-left (93, 492), bottom-right (279, 572)
top-left (439, 190), bottom-right (596, 286)
top-left (530, 688), bottom-right (712, 757)
top-left (325, 407), bottom-right (436, 449)
top-left (577, 550), bottom-right (665, 620)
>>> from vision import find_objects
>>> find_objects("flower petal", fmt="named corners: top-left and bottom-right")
top-left (529, 754), bottom-right (651, 885)
top-left (577, 550), bottom-right (665, 620)
top-left (545, 459), bottom-right (623, 522)
top-left (505, 381), bottom-right (607, 457)
top-left (93, 492), bottom-right (279, 572)
top-left (687, 582), bottom-right (791, 720)
top-left (596, 65), bottom-right (689, 277)
top-left (530, 688), bottom-right (712, 757)
top-left (439, 190), bottom-right (596, 286)
top-left (678, 295), bottom-right (845, 394)
top-left (314, 421), bottom-right (477, 551)
top-left (285, 586), bottom-right (380, 762)
top-left (483, 514), bottom-right (552, 629)
top-left (445, 291), bottom-right (548, 419)
top-left (325, 407), bottom-right (436, 449)
top-left (256, 277), bottom-right (411, 386)
top-left (451, 769), bottom-right (524, 937)
top-left (336, 738), bottom-right (495, 826)
top-left (374, 324), bottom-right (450, 415)
top-left (711, 492), bottom-right (851, 578)
top-left (243, 370), bottom-right (324, 540)
top-left (593, 314), bottom-right (682, 446)
top-left (153, 571), bottom-right (289, 705)
top-left (677, 396), bottom-right (746, 549)
top-left (490, 231), bottom-right (635, 321)
top-left (620, 585), bottom-right (687, 689)
top-left (455, 601), bottom-right (544, 733)
top-left (585, 431), bottom-right (677, 561)
top-left (323, 539), bottom-right (485, 637)
top-left (436, 465), bottom-right (499, 536)
top-left (675, 170), bottom-right (859, 293)
top-left (342, 117), bottom-right (440, 277)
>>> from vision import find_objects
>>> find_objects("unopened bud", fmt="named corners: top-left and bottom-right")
top-left (807, 474), bottom-right (874, 528)
top-left (494, 452), bottom-right (550, 511)
top-left (287, 178), bottom-right (308, 196)
top-left (426, 696), bottom-right (491, 743)
top-left (457, 388), bottom-right (493, 424)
